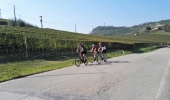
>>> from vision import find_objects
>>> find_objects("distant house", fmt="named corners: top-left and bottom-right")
top-left (152, 23), bottom-right (164, 31)
top-left (152, 27), bottom-right (159, 31)
top-left (156, 23), bottom-right (164, 27)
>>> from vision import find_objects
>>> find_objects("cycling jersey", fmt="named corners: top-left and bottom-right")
top-left (99, 45), bottom-right (106, 53)
top-left (77, 45), bottom-right (87, 55)
top-left (103, 46), bottom-right (106, 50)
top-left (91, 46), bottom-right (98, 51)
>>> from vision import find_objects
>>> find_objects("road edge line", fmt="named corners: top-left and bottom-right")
top-left (155, 55), bottom-right (170, 100)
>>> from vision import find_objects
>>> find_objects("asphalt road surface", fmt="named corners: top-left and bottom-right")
top-left (0, 48), bottom-right (170, 100)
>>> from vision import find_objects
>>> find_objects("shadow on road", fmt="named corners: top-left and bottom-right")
top-left (86, 60), bottom-right (130, 66)
top-left (108, 61), bottom-right (130, 63)
top-left (27, 72), bottom-right (107, 78)
top-left (98, 60), bottom-right (130, 65)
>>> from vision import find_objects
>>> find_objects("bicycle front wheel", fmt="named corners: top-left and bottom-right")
top-left (75, 57), bottom-right (81, 67)
top-left (84, 59), bottom-right (88, 65)
top-left (98, 54), bottom-right (102, 64)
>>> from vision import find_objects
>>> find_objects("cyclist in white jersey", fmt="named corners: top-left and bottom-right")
top-left (98, 42), bottom-right (107, 62)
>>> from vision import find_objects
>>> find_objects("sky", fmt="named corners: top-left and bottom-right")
top-left (0, 0), bottom-right (170, 34)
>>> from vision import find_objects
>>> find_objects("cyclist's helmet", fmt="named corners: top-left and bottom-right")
top-left (99, 42), bottom-right (102, 45)
top-left (78, 42), bottom-right (82, 45)
top-left (92, 44), bottom-right (95, 47)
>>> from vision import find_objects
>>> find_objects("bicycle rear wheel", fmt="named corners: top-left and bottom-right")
top-left (98, 54), bottom-right (103, 64)
top-left (104, 54), bottom-right (107, 63)
top-left (95, 55), bottom-right (99, 63)
top-left (75, 57), bottom-right (81, 67)
top-left (84, 59), bottom-right (88, 65)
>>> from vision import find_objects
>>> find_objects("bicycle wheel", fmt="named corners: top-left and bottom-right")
top-left (95, 55), bottom-right (99, 63)
top-left (104, 53), bottom-right (107, 63)
top-left (84, 59), bottom-right (88, 65)
top-left (98, 54), bottom-right (103, 64)
top-left (75, 57), bottom-right (81, 67)
top-left (90, 54), bottom-right (95, 63)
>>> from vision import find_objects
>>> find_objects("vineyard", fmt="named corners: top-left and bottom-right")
top-left (0, 26), bottom-right (169, 57)
top-left (116, 33), bottom-right (170, 43)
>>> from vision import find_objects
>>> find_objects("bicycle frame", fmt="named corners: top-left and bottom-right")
top-left (78, 53), bottom-right (84, 62)
top-left (98, 51), bottom-right (107, 63)
top-left (75, 52), bottom-right (88, 67)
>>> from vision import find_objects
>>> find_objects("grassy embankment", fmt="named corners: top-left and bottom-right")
top-left (0, 46), bottom-right (157, 82)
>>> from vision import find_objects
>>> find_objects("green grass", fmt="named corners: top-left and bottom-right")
top-left (0, 58), bottom-right (76, 82)
top-left (0, 46), bottom-right (157, 83)
top-left (151, 31), bottom-right (170, 35)
top-left (132, 46), bottom-right (156, 53)
top-left (0, 53), bottom-right (81, 82)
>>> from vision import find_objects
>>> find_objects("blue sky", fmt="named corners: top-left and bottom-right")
top-left (0, 0), bottom-right (170, 34)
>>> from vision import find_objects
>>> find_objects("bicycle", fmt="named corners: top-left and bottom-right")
top-left (75, 52), bottom-right (88, 67)
top-left (90, 52), bottom-right (99, 64)
top-left (98, 51), bottom-right (107, 64)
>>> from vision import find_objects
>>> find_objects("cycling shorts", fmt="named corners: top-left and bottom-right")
top-left (103, 50), bottom-right (106, 53)
top-left (81, 51), bottom-right (87, 55)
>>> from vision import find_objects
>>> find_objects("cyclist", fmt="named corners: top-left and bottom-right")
top-left (76, 43), bottom-right (87, 63)
top-left (98, 42), bottom-right (107, 62)
top-left (91, 44), bottom-right (98, 61)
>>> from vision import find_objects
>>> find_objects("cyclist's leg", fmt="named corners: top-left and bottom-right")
top-left (105, 50), bottom-right (107, 58)
top-left (80, 53), bottom-right (84, 62)
top-left (92, 51), bottom-right (95, 58)
top-left (82, 51), bottom-right (87, 62)
top-left (103, 50), bottom-right (107, 61)
top-left (94, 50), bottom-right (97, 60)
top-left (82, 52), bottom-right (85, 58)
top-left (94, 51), bottom-right (97, 57)
top-left (99, 51), bottom-right (104, 60)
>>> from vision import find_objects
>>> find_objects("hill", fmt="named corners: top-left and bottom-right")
top-left (90, 19), bottom-right (170, 36)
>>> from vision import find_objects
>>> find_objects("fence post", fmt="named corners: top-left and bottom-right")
top-left (122, 49), bottom-right (124, 55)
top-left (42, 35), bottom-right (45, 57)
top-left (25, 36), bottom-right (28, 58)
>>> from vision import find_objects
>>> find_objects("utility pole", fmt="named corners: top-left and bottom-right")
top-left (0, 9), bottom-right (2, 19)
top-left (40, 16), bottom-right (43, 28)
top-left (75, 23), bottom-right (76, 33)
top-left (14, 5), bottom-right (17, 26)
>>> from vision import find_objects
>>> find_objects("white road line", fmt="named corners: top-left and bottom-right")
top-left (155, 55), bottom-right (170, 100)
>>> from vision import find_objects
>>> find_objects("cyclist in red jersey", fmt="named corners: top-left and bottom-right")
top-left (91, 44), bottom-right (98, 61)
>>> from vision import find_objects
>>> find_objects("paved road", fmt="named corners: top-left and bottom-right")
top-left (0, 48), bottom-right (170, 100)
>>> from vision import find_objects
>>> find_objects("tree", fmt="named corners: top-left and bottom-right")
top-left (16, 19), bottom-right (26, 27)
top-left (7, 18), bottom-right (37, 28)
top-left (146, 26), bottom-right (151, 31)
top-left (163, 25), bottom-right (170, 32)
top-left (158, 27), bottom-right (162, 30)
